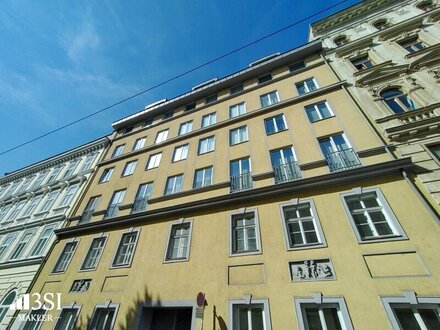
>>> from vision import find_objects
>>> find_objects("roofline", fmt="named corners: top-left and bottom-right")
top-left (111, 39), bottom-right (322, 130)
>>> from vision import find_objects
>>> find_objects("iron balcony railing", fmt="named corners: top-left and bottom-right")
top-left (79, 210), bottom-right (93, 224)
top-left (273, 161), bottom-right (301, 183)
top-left (104, 204), bottom-right (119, 219)
top-left (325, 148), bottom-right (361, 172)
top-left (131, 197), bottom-right (148, 213)
top-left (230, 172), bottom-right (253, 193)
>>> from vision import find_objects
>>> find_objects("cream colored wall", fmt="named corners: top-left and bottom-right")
top-left (30, 176), bottom-right (440, 329)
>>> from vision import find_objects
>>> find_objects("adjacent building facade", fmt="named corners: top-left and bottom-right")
top-left (20, 37), bottom-right (440, 330)
top-left (309, 0), bottom-right (440, 215)
top-left (0, 137), bottom-right (108, 328)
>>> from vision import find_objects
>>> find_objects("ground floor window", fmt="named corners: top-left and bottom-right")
top-left (89, 303), bottom-right (118, 330)
top-left (54, 305), bottom-right (81, 330)
top-left (229, 298), bottom-right (271, 330)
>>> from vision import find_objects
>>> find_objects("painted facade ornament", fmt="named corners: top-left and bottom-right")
top-left (290, 259), bottom-right (336, 282)
top-left (70, 279), bottom-right (91, 293)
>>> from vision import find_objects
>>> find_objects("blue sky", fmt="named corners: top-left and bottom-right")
top-left (0, 0), bottom-right (359, 175)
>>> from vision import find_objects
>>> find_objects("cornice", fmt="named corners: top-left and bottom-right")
top-left (56, 158), bottom-right (413, 238)
top-left (0, 256), bottom-right (44, 270)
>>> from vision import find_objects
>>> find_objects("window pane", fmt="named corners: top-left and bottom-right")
top-left (394, 308), bottom-right (421, 330)
top-left (419, 308), bottom-right (440, 329)
top-left (323, 307), bottom-right (343, 330)
top-left (304, 307), bottom-right (323, 330)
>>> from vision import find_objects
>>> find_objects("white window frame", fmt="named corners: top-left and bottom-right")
top-left (260, 91), bottom-right (280, 108)
top-left (22, 195), bottom-right (42, 217)
top-left (31, 172), bottom-right (48, 189)
top-left (340, 187), bottom-right (406, 243)
top-left (58, 185), bottom-right (78, 207)
top-left (62, 160), bottom-right (79, 178)
top-left (164, 174), bottom-right (184, 195)
top-left (52, 239), bottom-right (79, 274)
top-left (9, 200), bottom-right (26, 221)
top-left (164, 219), bottom-right (193, 263)
top-left (198, 136), bottom-right (215, 154)
top-left (230, 126), bottom-right (249, 146)
top-left (381, 293), bottom-right (440, 330)
top-left (155, 129), bottom-right (169, 143)
top-left (279, 199), bottom-right (326, 250)
top-left (53, 303), bottom-right (82, 330)
top-left (296, 77), bottom-right (319, 95)
top-left (0, 205), bottom-right (11, 222)
top-left (229, 102), bottom-right (246, 118)
top-left (193, 167), bottom-right (213, 189)
top-left (104, 189), bottom-right (126, 218)
top-left (47, 166), bottom-right (63, 183)
top-left (8, 229), bottom-right (34, 260)
top-left (178, 121), bottom-right (193, 135)
top-left (146, 152), bottom-right (162, 170)
top-left (80, 153), bottom-right (97, 172)
top-left (38, 190), bottom-right (59, 213)
top-left (294, 295), bottom-right (353, 330)
top-left (122, 160), bottom-right (137, 177)
top-left (229, 209), bottom-right (262, 256)
top-left (16, 176), bottom-right (33, 194)
top-left (21, 307), bottom-right (47, 330)
top-left (89, 302), bottom-right (120, 330)
top-left (111, 144), bottom-right (125, 158)
top-left (0, 234), bottom-right (16, 260)
top-left (305, 101), bottom-right (334, 123)
top-left (229, 298), bottom-right (272, 330)
top-left (133, 137), bottom-right (146, 151)
top-left (173, 144), bottom-right (189, 162)
top-left (80, 235), bottom-right (107, 270)
top-left (111, 228), bottom-right (140, 268)
top-left (99, 168), bottom-right (114, 183)
top-left (264, 114), bottom-right (287, 135)
top-left (29, 225), bottom-right (56, 257)
top-left (201, 112), bottom-right (217, 127)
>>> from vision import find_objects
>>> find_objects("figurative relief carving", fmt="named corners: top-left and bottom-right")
top-left (290, 259), bottom-right (336, 282)
top-left (70, 279), bottom-right (91, 293)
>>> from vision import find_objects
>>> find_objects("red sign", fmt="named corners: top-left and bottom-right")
top-left (196, 292), bottom-right (205, 307)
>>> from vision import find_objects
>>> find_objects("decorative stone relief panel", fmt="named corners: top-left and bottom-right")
top-left (289, 259), bottom-right (336, 282)
top-left (70, 279), bottom-right (91, 293)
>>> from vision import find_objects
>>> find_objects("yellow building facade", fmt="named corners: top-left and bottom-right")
top-left (20, 40), bottom-right (440, 329)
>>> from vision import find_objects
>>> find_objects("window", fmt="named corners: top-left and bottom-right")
top-left (21, 308), bottom-right (47, 330)
top-left (381, 88), bottom-right (418, 114)
top-left (205, 94), bottom-right (217, 104)
top-left (373, 19), bottom-right (390, 30)
top-left (334, 35), bottom-right (348, 46)
top-left (89, 305), bottom-right (118, 330)
top-left (3, 181), bottom-right (20, 198)
top-left (80, 196), bottom-right (100, 224)
top-left (305, 101), bottom-right (333, 122)
top-left (39, 191), bottom-right (59, 213)
top-left (58, 185), bottom-right (78, 207)
top-left (229, 299), bottom-right (271, 330)
top-left (230, 210), bottom-right (260, 254)
top-left (146, 152), bottom-right (162, 169)
top-left (289, 61), bottom-right (305, 72)
top-left (155, 129), bottom-right (169, 143)
top-left (264, 114), bottom-right (287, 135)
top-left (81, 236), bottom-right (106, 270)
top-left (230, 126), bottom-right (248, 145)
top-left (341, 188), bottom-right (405, 242)
top-left (0, 205), bottom-right (11, 222)
top-left (193, 167), bottom-right (213, 189)
top-left (351, 55), bottom-right (374, 71)
top-left (398, 37), bottom-right (427, 53)
top-left (133, 137), bottom-right (146, 150)
top-left (0, 235), bottom-right (15, 259)
top-left (143, 118), bottom-right (154, 127)
top-left (417, 1), bottom-right (436, 11)
top-left (260, 91), bottom-right (279, 108)
top-left (428, 144), bottom-right (440, 161)
top-left (164, 175), bottom-right (183, 195)
top-left (381, 294), bottom-right (440, 330)
top-left (230, 84), bottom-right (243, 94)
top-left (47, 166), bottom-right (63, 183)
top-left (0, 290), bottom-right (17, 323)
top-left (112, 144), bottom-right (125, 158)
top-left (319, 134), bottom-right (360, 171)
top-left (104, 190), bottom-right (126, 218)
top-left (31, 172), bottom-right (48, 189)
top-left (296, 78), bottom-right (318, 94)
top-left (230, 158), bottom-right (252, 192)
top-left (165, 221), bottom-right (192, 261)
top-left (229, 102), bottom-right (246, 118)
top-left (80, 153), bottom-right (96, 172)
top-left (16, 177), bottom-right (33, 194)
top-left (185, 102), bottom-right (196, 111)
top-left (29, 225), bottom-right (55, 256)
top-left (270, 147), bottom-right (301, 183)
top-left (132, 182), bottom-right (153, 213)
top-left (54, 306), bottom-right (81, 330)
top-left (62, 160), bottom-right (79, 178)
top-left (9, 200), bottom-right (26, 221)
top-left (281, 201), bottom-right (325, 249)
top-left (99, 168), bottom-right (114, 183)
top-left (22, 195), bottom-right (42, 217)
top-left (258, 73), bottom-right (272, 84)
top-left (173, 144), bottom-right (189, 162)
top-left (295, 296), bottom-right (353, 330)
top-left (198, 136), bottom-right (215, 154)
top-left (122, 126), bottom-right (134, 134)
top-left (52, 241), bottom-right (77, 273)
top-left (201, 112), bottom-right (216, 127)
top-left (122, 160), bottom-right (137, 176)
top-left (9, 230), bottom-right (33, 260)
top-left (178, 121), bottom-right (193, 135)
top-left (162, 110), bottom-right (174, 120)
top-left (112, 231), bottom-right (139, 267)
top-left (0, 186), bottom-right (7, 198)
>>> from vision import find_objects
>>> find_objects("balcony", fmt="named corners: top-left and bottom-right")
top-left (273, 161), bottom-right (301, 183)
top-left (325, 149), bottom-right (361, 172)
top-left (230, 173), bottom-right (253, 193)
top-left (104, 204), bottom-right (119, 219)
top-left (131, 197), bottom-right (148, 213)
top-left (78, 210), bottom-right (93, 224)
